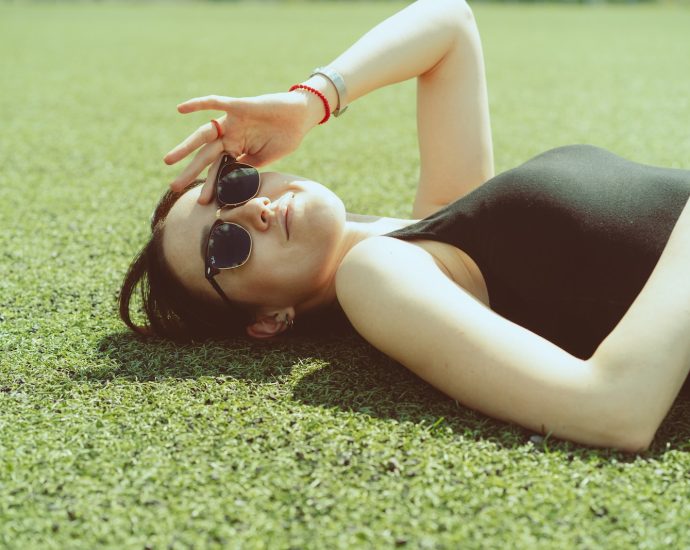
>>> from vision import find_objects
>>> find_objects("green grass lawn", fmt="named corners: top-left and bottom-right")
top-left (1, 2), bottom-right (690, 548)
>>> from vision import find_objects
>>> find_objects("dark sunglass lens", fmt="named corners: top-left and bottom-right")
top-left (217, 165), bottom-right (260, 206)
top-left (207, 223), bottom-right (251, 269)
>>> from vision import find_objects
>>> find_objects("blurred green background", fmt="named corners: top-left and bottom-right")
top-left (1, 2), bottom-right (689, 548)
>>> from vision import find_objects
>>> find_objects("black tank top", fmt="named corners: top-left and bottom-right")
top-left (385, 145), bottom-right (690, 360)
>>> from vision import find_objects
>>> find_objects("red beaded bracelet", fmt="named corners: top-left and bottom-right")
top-left (289, 84), bottom-right (331, 125)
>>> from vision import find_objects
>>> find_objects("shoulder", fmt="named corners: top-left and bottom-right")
top-left (336, 236), bottom-right (437, 296)
top-left (338, 235), bottom-right (428, 267)
top-left (334, 235), bottom-right (502, 387)
top-left (334, 236), bottom-right (477, 349)
top-left (336, 236), bottom-right (437, 328)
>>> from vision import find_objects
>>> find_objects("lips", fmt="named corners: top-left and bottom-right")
top-left (285, 193), bottom-right (294, 239)
top-left (278, 193), bottom-right (291, 240)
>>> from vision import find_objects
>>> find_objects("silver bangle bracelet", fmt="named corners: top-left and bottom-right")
top-left (310, 66), bottom-right (348, 117)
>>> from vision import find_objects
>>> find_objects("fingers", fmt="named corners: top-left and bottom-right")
top-left (241, 141), bottom-right (290, 169)
top-left (177, 95), bottom-right (234, 114)
top-left (164, 95), bottom-right (237, 165)
top-left (169, 140), bottom-right (224, 192)
top-left (164, 119), bottom-right (224, 166)
top-left (197, 155), bottom-right (225, 205)
top-left (238, 153), bottom-right (268, 169)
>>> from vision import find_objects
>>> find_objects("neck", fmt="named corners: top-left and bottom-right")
top-left (297, 212), bottom-right (418, 314)
top-left (345, 211), bottom-right (417, 232)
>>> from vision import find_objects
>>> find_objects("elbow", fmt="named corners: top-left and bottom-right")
top-left (583, 356), bottom-right (660, 453)
top-left (610, 429), bottom-right (654, 454)
top-left (449, 0), bottom-right (475, 26)
top-left (443, 0), bottom-right (472, 14)
top-left (570, 421), bottom-right (654, 454)
top-left (459, 0), bottom-right (475, 21)
top-left (601, 416), bottom-right (657, 454)
top-left (434, 0), bottom-right (475, 29)
top-left (582, 392), bottom-right (657, 452)
top-left (419, 0), bottom-right (477, 80)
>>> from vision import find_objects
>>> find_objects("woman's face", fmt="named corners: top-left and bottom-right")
top-left (162, 169), bottom-right (347, 320)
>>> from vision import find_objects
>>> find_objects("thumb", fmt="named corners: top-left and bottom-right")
top-left (238, 149), bottom-right (273, 169)
top-left (242, 137), bottom-right (298, 168)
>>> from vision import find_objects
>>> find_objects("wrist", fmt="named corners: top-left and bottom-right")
top-left (296, 75), bottom-right (339, 129)
top-left (310, 67), bottom-right (348, 117)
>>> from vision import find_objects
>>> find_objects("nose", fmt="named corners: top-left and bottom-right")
top-left (216, 196), bottom-right (272, 232)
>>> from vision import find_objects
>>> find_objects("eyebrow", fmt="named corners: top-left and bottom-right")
top-left (200, 223), bottom-right (211, 261)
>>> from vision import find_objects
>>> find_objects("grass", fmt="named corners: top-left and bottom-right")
top-left (1, 1), bottom-right (690, 548)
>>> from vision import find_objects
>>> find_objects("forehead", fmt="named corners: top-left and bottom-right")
top-left (162, 186), bottom-right (215, 292)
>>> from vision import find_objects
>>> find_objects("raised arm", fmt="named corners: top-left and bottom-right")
top-left (322, 0), bottom-right (494, 217)
top-left (165, 0), bottom-right (493, 213)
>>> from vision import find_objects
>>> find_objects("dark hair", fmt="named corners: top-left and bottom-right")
top-left (119, 180), bottom-right (251, 342)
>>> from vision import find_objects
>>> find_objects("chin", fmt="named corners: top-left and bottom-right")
top-left (296, 182), bottom-right (347, 281)
top-left (311, 190), bottom-right (346, 239)
top-left (294, 179), bottom-right (346, 229)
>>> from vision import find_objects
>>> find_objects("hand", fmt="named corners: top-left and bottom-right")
top-left (164, 92), bottom-right (316, 203)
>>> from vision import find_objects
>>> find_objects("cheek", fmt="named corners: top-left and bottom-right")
top-left (243, 235), bottom-right (334, 297)
top-left (227, 183), bottom-right (345, 298)
top-left (302, 188), bottom-right (346, 236)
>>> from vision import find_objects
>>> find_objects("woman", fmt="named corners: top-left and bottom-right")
top-left (120, 0), bottom-right (690, 452)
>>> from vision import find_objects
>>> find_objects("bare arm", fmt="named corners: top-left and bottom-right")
top-left (336, 199), bottom-right (690, 452)
top-left (167, 0), bottom-right (494, 213)
top-left (590, 196), bottom-right (690, 442)
top-left (306, 0), bottom-right (494, 217)
top-left (336, 237), bottom-right (640, 452)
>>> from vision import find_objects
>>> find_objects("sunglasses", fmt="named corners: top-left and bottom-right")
top-left (204, 154), bottom-right (262, 308)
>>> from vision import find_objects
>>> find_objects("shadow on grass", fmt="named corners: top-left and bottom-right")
top-left (90, 330), bottom-right (690, 457)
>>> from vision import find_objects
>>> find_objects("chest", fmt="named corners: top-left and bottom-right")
top-left (409, 239), bottom-right (491, 308)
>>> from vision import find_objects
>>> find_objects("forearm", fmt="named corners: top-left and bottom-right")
top-left (300, 0), bottom-right (471, 126)
top-left (592, 196), bottom-right (690, 439)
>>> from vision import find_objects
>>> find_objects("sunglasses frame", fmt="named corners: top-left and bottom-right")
top-left (203, 155), bottom-right (261, 309)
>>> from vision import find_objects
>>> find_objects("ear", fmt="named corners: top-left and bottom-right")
top-left (246, 307), bottom-right (295, 340)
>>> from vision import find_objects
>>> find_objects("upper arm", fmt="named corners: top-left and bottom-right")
top-left (413, 2), bottom-right (494, 218)
top-left (336, 237), bottom-right (632, 448)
